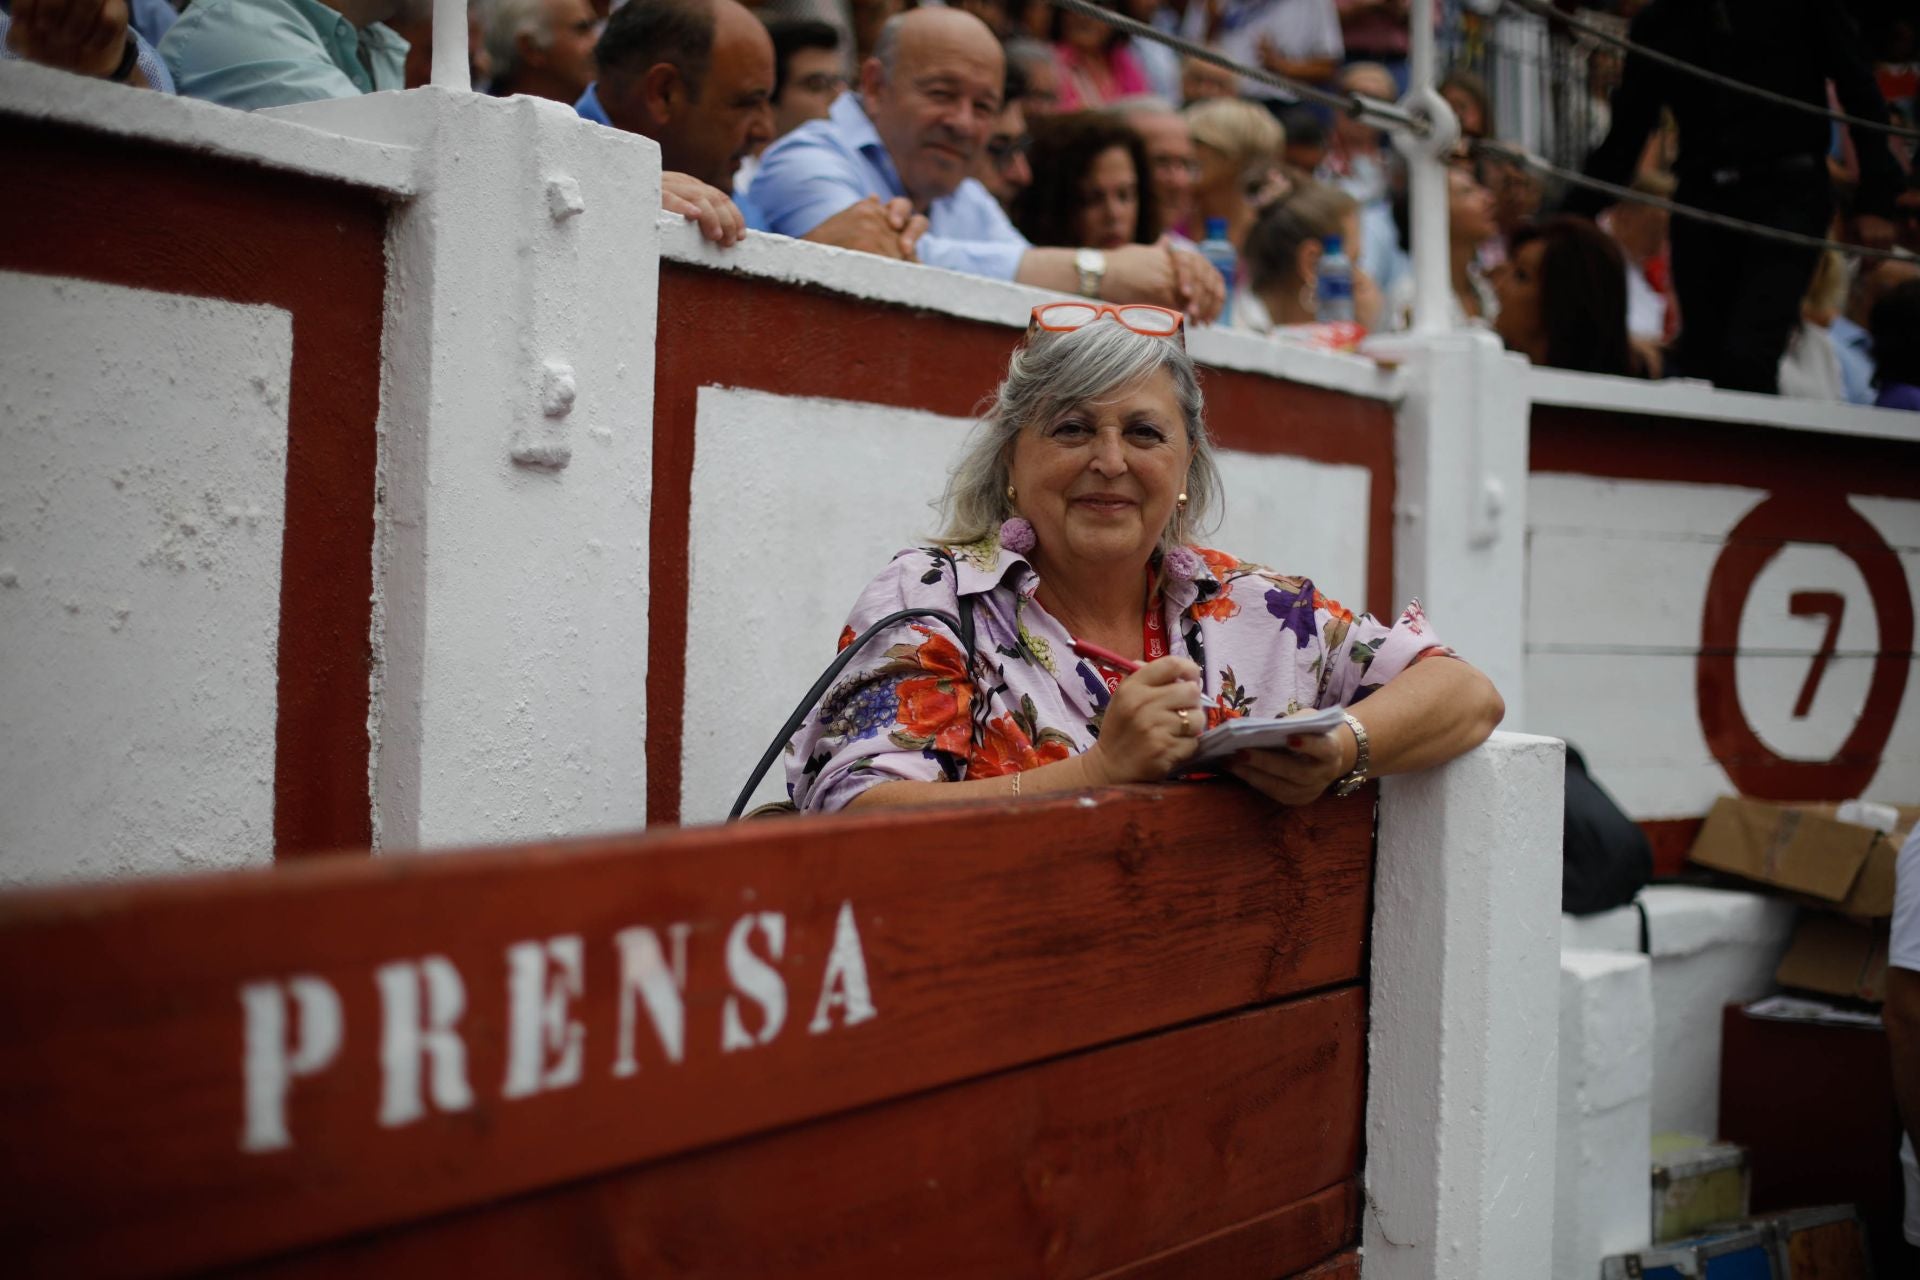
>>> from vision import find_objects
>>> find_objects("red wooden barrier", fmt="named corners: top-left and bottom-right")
top-left (0, 783), bottom-right (1373, 1277)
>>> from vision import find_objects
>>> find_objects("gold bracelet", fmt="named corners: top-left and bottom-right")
top-left (1011, 771), bottom-right (1022, 798)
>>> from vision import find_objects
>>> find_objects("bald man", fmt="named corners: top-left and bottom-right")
top-left (753, 7), bottom-right (1221, 318)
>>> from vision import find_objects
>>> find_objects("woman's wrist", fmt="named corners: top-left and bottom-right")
top-left (1072, 743), bottom-right (1118, 788)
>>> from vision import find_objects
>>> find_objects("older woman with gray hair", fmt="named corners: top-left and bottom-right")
top-left (785, 303), bottom-right (1504, 813)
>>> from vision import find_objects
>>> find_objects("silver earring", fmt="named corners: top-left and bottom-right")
top-left (1177, 491), bottom-right (1188, 507)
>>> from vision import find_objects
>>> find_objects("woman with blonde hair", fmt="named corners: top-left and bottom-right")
top-left (1240, 176), bottom-right (1382, 332)
top-left (1181, 97), bottom-right (1283, 247)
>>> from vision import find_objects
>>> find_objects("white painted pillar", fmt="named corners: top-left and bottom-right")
top-left (431, 0), bottom-right (471, 89)
top-left (1365, 731), bottom-right (1565, 1279)
top-left (1378, 328), bottom-right (1531, 728)
top-left (1555, 949), bottom-right (1654, 1277)
top-left (1395, 0), bottom-right (1458, 337)
top-left (271, 90), bottom-right (660, 849)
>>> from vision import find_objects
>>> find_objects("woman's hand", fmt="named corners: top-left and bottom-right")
top-left (1227, 725), bottom-right (1358, 805)
top-left (1080, 656), bottom-right (1205, 784)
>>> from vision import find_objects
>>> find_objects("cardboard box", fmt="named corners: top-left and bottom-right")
top-left (1773, 915), bottom-right (1891, 1004)
top-left (1686, 798), bottom-right (1918, 1002)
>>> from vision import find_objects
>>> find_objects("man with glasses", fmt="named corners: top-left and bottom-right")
top-left (973, 57), bottom-right (1032, 213)
top-left (767, 18), bottom-right (844, 138)
top-left (1116, 97), bottom-right (1197, 240)
top-left (487, 0), bottom-right (600, 104)
top-left (753, 6), bottom-right (1221, 317)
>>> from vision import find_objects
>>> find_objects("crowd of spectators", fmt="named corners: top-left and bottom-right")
top-left (8, 0), bottom-right (1920, 406)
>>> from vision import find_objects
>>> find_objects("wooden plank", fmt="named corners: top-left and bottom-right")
top-left (0, 784), bottom-right (1373, 1276)
top-left (1529, 405), bottom-right (1920, 502)
top-left (231, 994), bottom-right (1364, 1279)
top-left (1289, 1250), bottom-right (1361, 1279)
top-left (1089, 1182), bottom-right (1358, 1280)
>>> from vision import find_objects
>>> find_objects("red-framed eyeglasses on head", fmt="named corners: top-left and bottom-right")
top-left (1026, 302), bottom-right (1186, 348)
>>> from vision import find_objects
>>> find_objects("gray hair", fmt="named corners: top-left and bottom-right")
top-left (487, 0), bottom-right (552, 81)
top-left (936, 319), bottom-right (1221, 558)
top-left (871, 12), bottom-right (907, 77)
top-left (1002, 35), bottom-right (1053, 76)
top-left (1110, 93), bottom-right (1179, 119)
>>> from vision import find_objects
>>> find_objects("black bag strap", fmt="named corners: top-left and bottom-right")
top-left (727, 551), bottom-right (976, 821)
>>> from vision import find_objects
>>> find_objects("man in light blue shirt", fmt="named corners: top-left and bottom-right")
top-left (752, 5), bottom-right (1222, 317)
top-left (161, 0), bottom-right (407, 110)
top-left (1833, 257), bottom-right (1920, 406)
top-left (757, 65), bottom-right (1027, 279)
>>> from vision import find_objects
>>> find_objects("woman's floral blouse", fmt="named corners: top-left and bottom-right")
top-left (786, 533), bottom-right (1453, 813)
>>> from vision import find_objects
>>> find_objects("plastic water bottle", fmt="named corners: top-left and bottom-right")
top-left (1198, 216), bottom-right (1236, 327)
top-left (1316, 233), bottom-right (1355, 324)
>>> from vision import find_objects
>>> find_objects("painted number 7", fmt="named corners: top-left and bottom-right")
top-left (1789, 591), bottom-right (1844, 719)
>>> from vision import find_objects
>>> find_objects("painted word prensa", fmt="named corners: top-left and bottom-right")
top-left (238, 900), bottom-right (878, 1153)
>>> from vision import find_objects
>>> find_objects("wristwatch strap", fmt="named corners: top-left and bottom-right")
top-left (1331, 712), bottom-right (1371, 796)
top-left (108, 36), bottom-right (140, 83)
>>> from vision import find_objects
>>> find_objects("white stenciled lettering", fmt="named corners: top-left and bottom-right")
top-left (501, 935), bottom-right (586, 1098)
top-left (720, 912), bottom-right (787, 1052)
top-left (239, 976), bottom-right (343, 1153)
top-left (612, 923), bottom-right (690, 1076)
top-left (375, 956), bottom-right (474, 1127)
top-left (808, 900), bottom-right (878, 1035)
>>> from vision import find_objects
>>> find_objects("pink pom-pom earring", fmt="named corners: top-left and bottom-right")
top-left (999, 484), bottom-right (1035, 553)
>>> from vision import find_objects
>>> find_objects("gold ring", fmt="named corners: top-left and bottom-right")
top-left (1176, 707), bottom-right (1192, 736)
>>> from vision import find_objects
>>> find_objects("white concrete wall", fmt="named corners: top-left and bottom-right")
top-left (0, 275), bottom-right (291, 884)
top-left (277, 89), bottom-right (661, 851)
top-left (1562, 887), bottom-right (1796, 1138)
top-left (1366, 731), bottom-right (1565, 1279)
top-left (1528, 475), bottom-right (1920, 821)
top-left (1556, 949), bottom-right (1654, 1279)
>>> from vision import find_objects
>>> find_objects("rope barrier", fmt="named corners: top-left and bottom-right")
top-left (1042, 0), bottom-right (1915, 264)
top-left (1499, 0), bottom-right (1920, 142)
top-left (1470, 138), bottom-right (1915, 264)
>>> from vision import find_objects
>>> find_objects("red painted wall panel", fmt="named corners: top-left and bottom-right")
top-left (3, 126), bottom-right (388, 858)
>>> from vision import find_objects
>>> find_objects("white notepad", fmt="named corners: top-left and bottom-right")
top-left (1181, 705), bottom-right (1348, 771)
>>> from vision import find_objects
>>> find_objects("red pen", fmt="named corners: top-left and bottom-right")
top-left (1070, 638), bottom-right (1220, 711)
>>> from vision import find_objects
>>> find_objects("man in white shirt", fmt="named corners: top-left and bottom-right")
top-left (1891, 823), bottom-right (1920, 1255)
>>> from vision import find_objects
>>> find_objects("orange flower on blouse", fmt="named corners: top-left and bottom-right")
top-left (966, 712), bottom-right (1074, 779)
top-left (891, 630), bottom-right (974, 756)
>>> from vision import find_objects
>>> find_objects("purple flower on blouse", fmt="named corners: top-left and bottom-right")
top-left (1265, 585), bottom-right (1318, 649)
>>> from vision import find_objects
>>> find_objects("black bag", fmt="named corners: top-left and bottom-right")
top-left (1561, 743), bottom-right (1654, 916)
